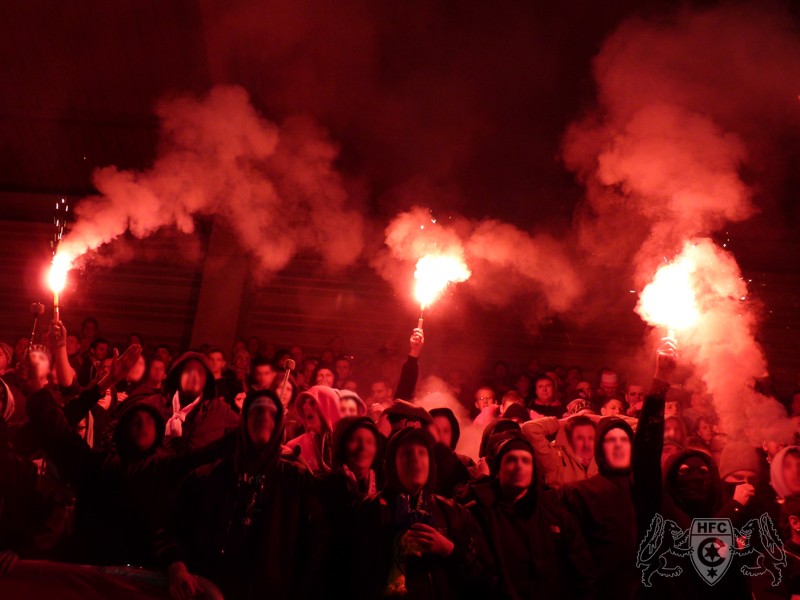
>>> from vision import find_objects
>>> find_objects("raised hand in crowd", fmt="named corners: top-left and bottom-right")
top-left (409, 327), bottom-right (425, 358)
top-left (97, 344), bottom-right (142, 394)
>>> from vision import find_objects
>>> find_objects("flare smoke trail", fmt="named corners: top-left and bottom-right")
top-left (565, 3), bottom-right (800, 442)
top-left (58, 85), bottom-right (364, 275)
top-left (375, 206), bottom-right (584, 325)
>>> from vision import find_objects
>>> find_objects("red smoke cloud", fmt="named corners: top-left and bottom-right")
top-left (566, 3), bottom-right (800, 441)
top-left (59, 85), bottom-right (364, 275)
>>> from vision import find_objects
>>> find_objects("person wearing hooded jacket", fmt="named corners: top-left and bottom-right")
top-left (23, 361), bottom-right (237, 569)
top-left (559, 340), bottom-right (675, 600)
top-left (159, 352), bottom-right (239, 453)
top-left (464, 430), bottom-right (597, 599)
top-left (430, 407), bottom-right (476, 469)
top-left (338, 426), bottom-right (495, 600)
top-left (314, 416), bottom-right (385, 596)
top-left (155, 390), bottom-right (318, 600)
top-left (287, 385), bottom-right (342, 474)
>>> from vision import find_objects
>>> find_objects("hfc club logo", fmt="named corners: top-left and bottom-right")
top-left (689, 519), bottom-right (734, 585)
top-left (637, 513), bottom-right (786, 587)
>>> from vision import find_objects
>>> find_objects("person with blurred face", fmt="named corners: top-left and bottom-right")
top-left (205, 348), bottom-right (226, 379)
top-left (433, 414), bottom-right (454, 449)
top-left (664, 399), bottom-right (681, 419)
top-left (576, 381), bottom-right (593, 400)
top-left (465, 430), bottom-right (596, 598)
top-left (162, 352), bottom-right (239, 452)
top-left (526, 358), bottom-right (541, 377)
top-left (522, 414), bottom-right (598, 489)
top-left (246, 336), bottom-right (261, 360)
top-left (253, 360), bottom-right (277, 391)
top-left (154, 344), bottom-right (173, 372)
top-left (163, 391), bottom-right (316, 600)
top-left (79, 317), bottom-right (98, 354)
top-left (597, 369), bottom-right (619, 398)
top-left (326, 417), bottom-right (381, 500)
top-left (566, 366), bottom-right (582, 392)
top-left (315, 366), bottom-right (335, 388)
top-left (147, 357), bottom-right (167, 393)
top-left (334, 357), bottom-right (353, 388)
top-left (340, 427), bottom-right (494, 599)
top-left (289, 345), bottom-right (304, 366)
top-left (369, 380), bottom-right (393, 410)
top-left (339, 396), bottom-right (360, 417)
top-left (664, 416), bottom-right (685, 444)
top-left (600, 396), bottom-right (627, 417)
top-left (287, 386), bottom-right (341, 474)
top-left (514, 373), bottom-right (531, 402)
top-left (117, 355), bottom-right (146, 401)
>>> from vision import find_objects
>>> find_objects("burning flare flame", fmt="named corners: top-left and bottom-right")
top-left (636, 250), bottom-right (699, 332)
top-left (49, 253), bottom-right (71, 293)
top-left (414, 254), bottom-right (471, 309)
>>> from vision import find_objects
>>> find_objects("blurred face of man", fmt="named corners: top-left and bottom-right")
top-left (515, 375), bottom-right (530, 395)
top-left (180, 360), bottom-right (207, 397)
top-left (316, 368), bottom-right (334, 387)
top-left (664, 419), bottom-right (683, 442)
top-left (569, 425), bottom-right (595, 465)
top-left (247, 400), bottom-right (277, 446)
top-left (233, 353), bottom-right (250, 372)
top-left (665, 401), bottom-right (680, 419)
top-left (345, 427), bottom-right (377, 476)
top-left (290, 346), bottom-right (303, 364)
top-left (603, 428), bottom-right (632, 470)
top-left (626, 384), bottom-right (645, 407)
top-left (29, 350), bottom-right (51, 381)
top-left (148, 360), bottom-right (166, 388)
top-left (94, 342), bottom-right (109, 362)
top-left (82, 321), bottom-right (97, 340)
top-left (247, 337), bottom-right (260, 358)
top-left (535, 379), bottom-right (554, 404)
top-left (339, 398), bottom-right (359, 417)
top-left (433, 416), bottom-right (453, 448)
top-left (98, 357), bottom-right (113, 380)
top-left (14, 338), bottom-right (28, 360)
top-left (576, 381), bottom-right (593, 399)
top-left (207, 351), bottom-right (226, 378)
top-left (66, 335), bottom-right (80, 356)
top-left (370, 382), bottom-right (392, 405)
top-left (475, 387), bottom-right (496, 411)
top-left (302, 400), bottom-right (322, 433)
top-left (127, 410), bottom-right (156, 452)
top-left (127, 356), bottom-right (146, 382)
top-left (254, 364), bottom-right (277, 390)
top-left (601, 399), bottom-right (625, 417)
top-left (335, 359), bottom-right (351, 382)
top-left (527, 359), bottom-right (540, 375)
top-left (155, 347), bottom-right (172, 367)
top-left (784, 452), bottom-right (800, 496)
top-left (277, 380), bottom-right (294, 409)
top-left (566, 368), bottom-right (581, 389)
top-left (499, 449), bottom-right (534, 493)
top-left (396, 442), bottom-right (429, 493)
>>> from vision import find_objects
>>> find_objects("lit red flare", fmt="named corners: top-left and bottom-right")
top-left (49, 253), bottom-right (71, 293)
top-left (414, 254), bottom-right (471, 309)
top-left (636, 249), bottom-right (699, 333)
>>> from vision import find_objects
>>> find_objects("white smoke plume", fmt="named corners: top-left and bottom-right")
top-left (59, 85), bottom-right (364, 276)
top-left (416, 376), bottom-right (482, 461)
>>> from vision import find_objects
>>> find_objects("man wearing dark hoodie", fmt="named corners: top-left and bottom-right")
top-left (465, 430), bottom-right (597, 599)
top-left (23, 356), bottom-right (237, 568)
top-left (156, 390), bottom-right (317, 600)
top-left (161, 351), bottom-right (239, 453)
top-left (340, 427), bottom-right (495, 599)
top-left (559, 339), bottom-right (676, 600)
top-left (430, 407), bottom-right (476, 469)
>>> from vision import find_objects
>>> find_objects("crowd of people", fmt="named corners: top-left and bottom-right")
top-left (1, 313), bottom-right (800, 600)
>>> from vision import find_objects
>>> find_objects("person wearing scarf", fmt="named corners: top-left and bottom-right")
top-left (339, 427), bottom-right (495, 600)
top-left (156, 390), bottom-right (318, 600)
top-left (159, 352), bottom-right (238, 453)
top-left (463, 430), bottom-right (597, 599)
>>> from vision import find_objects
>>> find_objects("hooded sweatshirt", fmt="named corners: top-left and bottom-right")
top-left (522, 416), bottom-right (600, 489)
top-left (24, 387), bottom-right (236, 567)
top-left (465, 431), bottom-right (597, 600)
top-left (155, 390), bottom-right (317, 600)
top-left (287, 385), bottom-right (342, 474)
top-left (430, 407), bottom-right (476, 469)
top-left (341, 427), bottom-right (495, 600)
top-left (161, 352), bottom-right (239, 452)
